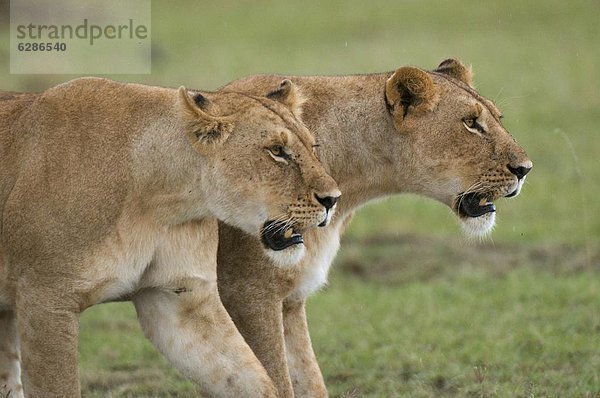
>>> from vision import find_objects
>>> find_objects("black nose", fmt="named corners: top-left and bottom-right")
top-left (315, 194), bottom-right (339, 210)
top-left (507, 164), bottom-right (532, 179)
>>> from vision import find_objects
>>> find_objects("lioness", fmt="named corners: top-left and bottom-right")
top-left (0, 77), bottom-right (340, 397)
top-left (217, 59), bottom-right (532, 397)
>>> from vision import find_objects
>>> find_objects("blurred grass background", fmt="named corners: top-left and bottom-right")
top-left (1, 0), bottom-right (599, 396)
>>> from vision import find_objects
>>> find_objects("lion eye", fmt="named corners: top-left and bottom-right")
top-left (270, 145), bottom-right (284, 156)
top-left (268, 145), bottom-right (291, 164)
top-left (462, 117), bottom-right (485, 134)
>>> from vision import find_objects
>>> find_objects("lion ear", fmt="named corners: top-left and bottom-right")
top-left (266, 79), bottom-right (306, 118)
top-left (385, 67), bottom-right (438, 125)
top-left (177, 86), bottom-right (233, 154)
top-left (434, 58), bottom-right (473, 86)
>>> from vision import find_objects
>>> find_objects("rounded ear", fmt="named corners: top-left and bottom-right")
top-left (266, 79), bottom-right (306, 118)
top-left (385, 67), bottom-right (438, 124)
top-left (434, 58), bottom-right (473, 86)
top-left (177, 86), bottom-right (233, 154)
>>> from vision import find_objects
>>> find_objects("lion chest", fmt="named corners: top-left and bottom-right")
top-left (289, 223), bottom-right (342, 300)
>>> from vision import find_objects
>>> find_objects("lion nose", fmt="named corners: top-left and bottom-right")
top-left (507, 161), bottom-right (532, 179)
top-left (315, 193), bottom-right (339, 210)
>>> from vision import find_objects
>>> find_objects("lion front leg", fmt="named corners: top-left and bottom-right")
top-left (133, 280), bottom-right (278, 398)
top-left (221, 289), bottom-right (294, 398)
top-left (15, 281), bottom-right (81, 398)
top-left (283, 298), bottom-right (328, 398)
top-left (0, 310), bottom-right (23, 398)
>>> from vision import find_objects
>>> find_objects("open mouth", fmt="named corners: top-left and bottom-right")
top-left (261, 220), bottom-right (304, 251)
top-left (456, 192), bottom-right (496, 218)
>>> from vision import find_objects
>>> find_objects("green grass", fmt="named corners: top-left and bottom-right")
top-left (317, 237), bottom-right (600, 397)
top-left (313, 269), bottom-right (600, 397)
top-left (1, 0), bottom-right (599, 396)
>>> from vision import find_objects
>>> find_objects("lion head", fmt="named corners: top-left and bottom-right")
top-left (178, 80), bottom-right (340, 266)
top-left (384, 59), bottom-right (532, 236)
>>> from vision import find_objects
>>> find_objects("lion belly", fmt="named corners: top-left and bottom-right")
top-left (81, 220), bottom-right (163, 306)
top-left (80, 218), bottom-right (218, 307)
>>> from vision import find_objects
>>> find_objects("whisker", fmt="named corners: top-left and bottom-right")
top-left (261, 213), bottom-right (291, 233)
top-left (269, 217), bottom-right (297, 235)
top-left (456, 181), bottom-right (486, 209)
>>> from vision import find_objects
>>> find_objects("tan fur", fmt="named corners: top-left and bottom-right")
top-left (217, 59), bottom-right (532, 397)
top-left (0, 77), bottom-right (339, 397)
top-left (266, 79), bottom-right (307, 118)
top-left (435, 58), bottom-right (474, 86)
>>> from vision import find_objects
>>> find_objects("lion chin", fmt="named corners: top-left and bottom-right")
top-left (264, 244), bottom-right (306, 268)
top-left (460, 212), bottom-right (496, 239)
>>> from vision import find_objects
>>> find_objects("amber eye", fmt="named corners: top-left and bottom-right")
top-left (462, 117), bottom-right (485, 134)
top-left (267, 145), bottom-right (291, 163)
top-left (270, 145), bottom-right (285, 157)
top-left (464, 118), bottom-right (475, 128)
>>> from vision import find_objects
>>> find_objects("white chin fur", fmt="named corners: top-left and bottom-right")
top-left (460, 212), bottom-right (496, 239)
top-left (264, 244), bottom-right (306, 268)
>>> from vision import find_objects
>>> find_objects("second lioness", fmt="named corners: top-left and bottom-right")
top-left (217, 59), bottom-right (532, 397)
top-left (0, 78), bottom-right (339, 397)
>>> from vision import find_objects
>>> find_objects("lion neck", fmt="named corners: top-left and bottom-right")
top-left (129, 91), bottom-right (213, 225)
top-left (296, 74), bottom-right (415, 216)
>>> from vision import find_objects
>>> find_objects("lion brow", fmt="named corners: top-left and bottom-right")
top-left (247, 95), bottom-right (317, 150)
top-left (430, 71), bottom-right (503, 122)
